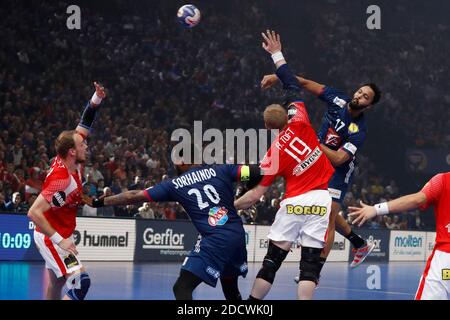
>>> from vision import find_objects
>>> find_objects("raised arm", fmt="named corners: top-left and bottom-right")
top-left (295, 76), bottom-right (325, 96)
top-left (75, 82), bottom-right (107, 138)
top-left (261, 74), bottom-right (325, 96)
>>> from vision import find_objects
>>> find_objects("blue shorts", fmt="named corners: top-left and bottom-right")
top-left (181, 232), bottom-right (248, 287)
top-left (327, 169), bottom-right (353, 204)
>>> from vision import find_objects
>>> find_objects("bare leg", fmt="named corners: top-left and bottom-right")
top-left (250, 240), bottom-right (291, 299)
top-left (298, 281), bottom-right (316, 300)
top-left (321, 201), bottom-right (341, 258)
top-left (46, 269), bottom-right (66, 300)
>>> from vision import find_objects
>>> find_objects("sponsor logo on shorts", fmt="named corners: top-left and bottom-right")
top-left (206, 266), bottom-right (220, 279)
top-left (442, 269), bottom-right (450, 280)
top-left (208, 207), bottom-right (229, 227)
top-left (240, 263), bottom-right (248, 273)
top-left (64, 254), bottom-right (79, 269)
top-left (52, 191), bottom-right (66, 207)
top-left (328, 188), bottom-right (342, 200)
top-left (286, 205), bottom-right (328, 216)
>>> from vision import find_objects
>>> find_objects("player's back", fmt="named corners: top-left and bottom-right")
top-left (260, 100), bottom-right (335, 199)
top-left (145, 164), bottom-right (244, 238)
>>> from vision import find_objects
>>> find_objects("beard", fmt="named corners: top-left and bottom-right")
top-left (349, 99), bottom-right (368, 111)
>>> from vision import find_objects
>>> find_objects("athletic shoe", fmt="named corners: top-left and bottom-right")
top-left (350, 242), bottom-right (375, 268)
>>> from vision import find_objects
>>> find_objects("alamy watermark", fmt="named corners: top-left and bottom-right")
top-left (170, 121), bottom-right (279, 171)
top-left (66, 5), bottom-right (81, 30)
top-left (366, 265), bottom-right (381, 289)
top-left (367, 5), bottom-right (381, 30)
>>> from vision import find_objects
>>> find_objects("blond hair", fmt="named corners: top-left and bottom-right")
top-left (263, 104), bottom-right (287, 130)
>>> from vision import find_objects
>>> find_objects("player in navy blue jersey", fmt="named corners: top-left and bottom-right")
top-left (85, 149), bottom-right (262, 300)
top-left (261, 68), bottom-right (381, 268)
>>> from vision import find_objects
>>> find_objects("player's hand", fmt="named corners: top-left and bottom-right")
top-left (94, 81), bottom-right (106, 99)
top-left (261, 30), bottom-right (282, 54)
top-left (261, 74), bottom-right (278, 90)
top-left (58, 238), bottom-right (79, 256)
top-left (348, 201), bottom-right (377, 227)
top-left (81, 194), bottom-right (93, 206)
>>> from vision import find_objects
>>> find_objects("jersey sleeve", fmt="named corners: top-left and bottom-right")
top-left (258, 147), bottom-right (279, 187)
top-left (419, 173), bottom-right (444, 210)
top-left (340, 130), bottom-right (366, 157)
top-left (318, 86), bottom-right (350, 112)
top-left (287, 101), bottom-right (310, 125)
top-left (144, 180), bottom-right (173, 202)
top-left (40, 169), bottom-right (71, 205)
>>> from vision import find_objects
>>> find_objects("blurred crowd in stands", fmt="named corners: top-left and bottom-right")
top-left (1, 0), bottom-right (446, 231)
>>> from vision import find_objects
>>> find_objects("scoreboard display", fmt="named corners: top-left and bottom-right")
top-left (0, 214), bottom-right (42, 261)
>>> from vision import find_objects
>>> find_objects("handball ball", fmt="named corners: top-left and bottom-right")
top-left (177, 4), bottom-right (201, 28)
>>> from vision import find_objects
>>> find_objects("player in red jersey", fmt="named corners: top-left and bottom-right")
top-left (349, 172), bottom-right (450, 299)
top-left (27, 82), bottom-right (106, 300)
top-left (234, 30), bottom-right (335, 300)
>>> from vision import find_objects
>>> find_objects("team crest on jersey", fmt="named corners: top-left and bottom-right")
top-left (208, 206), bottom-right (229, 226)
top-left (324, 127), bottom-right (342, 147)
top-left (348, 123), bottom-right (359, 134)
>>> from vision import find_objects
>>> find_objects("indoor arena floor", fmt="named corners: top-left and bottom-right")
top-left (0, 261), bottom-right (425, 300)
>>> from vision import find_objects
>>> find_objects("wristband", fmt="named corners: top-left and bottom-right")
top-left (50, 232), bottom-right (63, 244)
top-left (90, 92), bottom-right (102, 105)
top-left (271, 51), bottom-right (284, 64)
top-left (92, 197), bottom-right (105, 208)
top-left (374, 202), bottom-right (389, 215)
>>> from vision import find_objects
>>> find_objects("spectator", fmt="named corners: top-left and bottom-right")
top-left (136, 202), bottom-right (155, 219)
top-left (5, 192), bottom-right (27, 213)
top-left (0, 192), bottom-right (8, 211)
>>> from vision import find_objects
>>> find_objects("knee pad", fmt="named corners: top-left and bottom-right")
top-left (65, 272), bottom-right (91, 300)
top-left (257, 241), bottom-right (289, 284)
top-left (299, 247), bottom-right (326, 285)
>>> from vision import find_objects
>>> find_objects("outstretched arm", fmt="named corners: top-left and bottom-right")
top-left (76, 82), bottom-right (107, 138)
top-left (234, 184), bottom-right (269, 210)
top-left (348, 192), bottom-right (427, 227)
top-left (84, 190), bottom-right (149, 207)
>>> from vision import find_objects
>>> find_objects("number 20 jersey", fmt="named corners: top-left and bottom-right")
top-left (144, 165), bottom-right (245, 238)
